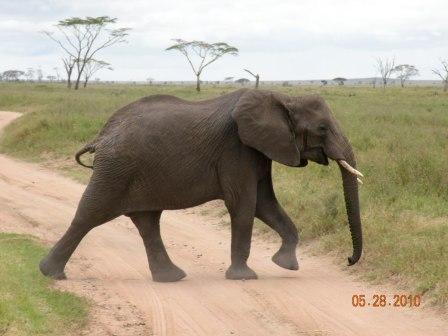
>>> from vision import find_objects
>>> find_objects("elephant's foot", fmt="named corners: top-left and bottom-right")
top-left (151, 264), bottom-right (186, 282)
top-left (39, 257), bottom-right (67, 280)
top-left (272, 249), bottom-right (299, 271)
top-left (225, 264), bottom-right (258, 280)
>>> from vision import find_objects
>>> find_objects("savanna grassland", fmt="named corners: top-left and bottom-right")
top-left (0, 82), bottom-right (447, 308)
top-left (0, 233), bottom-right (88, 335)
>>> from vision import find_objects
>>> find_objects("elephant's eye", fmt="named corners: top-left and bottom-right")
top-left (318, 124), bottom-right (328, 133)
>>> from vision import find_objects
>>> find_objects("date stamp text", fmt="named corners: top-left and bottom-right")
top-left (351, 294), bottom-right (421, 308)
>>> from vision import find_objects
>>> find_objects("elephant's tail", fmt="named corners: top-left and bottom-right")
top-left (75, 143), bottom-right (96, 169)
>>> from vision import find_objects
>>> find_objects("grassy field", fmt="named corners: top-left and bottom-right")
top-left (0, 233), bottom-right (87, 335)
top-left (0, 82), bottom-right (447, 308)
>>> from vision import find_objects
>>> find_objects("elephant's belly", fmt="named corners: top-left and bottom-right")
top-left (124, 170), bottom-right (223, 211)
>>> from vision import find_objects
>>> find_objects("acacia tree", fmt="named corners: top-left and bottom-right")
top-left (244, 69), bottom-right (260, 89)
top-left (43, 16), bottom-right (130, 89)
top-left (2, 70), bottom-right (24, 81)
top-left (82, 59), bottom-right (112, 87)
top-left (333, 77), bottom-right (347, 85)
top-left (166, 39), bottom-right (238, 92)
top-left (25, 68), bottom-right (34, 81)
top-left (36, 68), bottom-right (43, 82)
top-left (375, 57), bottom-right (395, 88)
top-left (53, 67), bottom-right (61, 82)
top-left (62, 56), bottom-right (77, 88)
top-left (235, 78), bottom-right (250, 85)
top-left (392, 64), bottom-right (419, 87)
top-left (432, 59), bottom-right (448, 92)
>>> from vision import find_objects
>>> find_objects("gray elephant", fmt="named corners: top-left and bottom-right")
top-left (39, 89), bottom-right (363, 282)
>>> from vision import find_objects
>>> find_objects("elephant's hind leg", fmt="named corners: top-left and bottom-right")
top-left (129, 211), bottom-right (186, 282)
top-left (39, 222), bottom-right (91, 279)
top-left (40, 179), bottom-right (123, 279)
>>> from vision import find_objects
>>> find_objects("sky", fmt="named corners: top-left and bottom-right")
top-left (1, 0), bottom-right (447, 81)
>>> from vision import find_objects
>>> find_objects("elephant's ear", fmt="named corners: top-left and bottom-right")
top-left (231, 90), bottom-right (302, 166)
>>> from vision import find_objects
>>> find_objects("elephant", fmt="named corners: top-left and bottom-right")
top-left (39, 89), bottom-right (363, 282)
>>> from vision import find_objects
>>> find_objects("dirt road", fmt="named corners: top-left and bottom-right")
top-left (0, 111), bottom-right (447, 335)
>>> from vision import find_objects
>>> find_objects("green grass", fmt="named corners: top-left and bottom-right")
top-left (0, 82), bottom-right (447, 307)
top-left (0, 233), bottom-right (88, 335)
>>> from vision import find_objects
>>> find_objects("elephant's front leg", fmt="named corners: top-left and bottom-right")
top-left (256, 175), bottom-right (299, 270)
top-left (130, 211), bottom-right (186, 282)
top-left (224, 188), bottom-right (258, 280)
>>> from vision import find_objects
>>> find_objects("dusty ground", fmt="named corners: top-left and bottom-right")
top-left (0, 111), bottom-right (447, 336)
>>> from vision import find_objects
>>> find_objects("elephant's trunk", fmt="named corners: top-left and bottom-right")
top-left (337, 147), bottom-right (362, 266)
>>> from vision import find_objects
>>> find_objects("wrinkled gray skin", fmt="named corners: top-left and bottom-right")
top-left (40, 89), bottom-right (362, 282)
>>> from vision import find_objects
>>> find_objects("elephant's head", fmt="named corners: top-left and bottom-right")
top-left (232, 89), bottom-right (363, 265)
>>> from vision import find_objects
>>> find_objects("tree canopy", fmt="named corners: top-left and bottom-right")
top-left (392, 64), bottom-right (419, 87)
top-left (432, 59), bottom-right (448, 92)
top-left (82, 59), bottom-right (113, 87)
top-left (43, 16), bottom-right (130, 89)
top-left (333, 77), bottom-right (347, 85)
top-left (235, 78), bottom-right (250, 84)
top-left (166, 39), bottom-right (238, 91)
top-left (1, 70), bottom-right (24, 81)
top-left (376, 57), bottom-right (395, 88)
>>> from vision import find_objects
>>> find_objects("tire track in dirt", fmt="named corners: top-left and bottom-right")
top-left (0, 111), bottom-right (447, 335)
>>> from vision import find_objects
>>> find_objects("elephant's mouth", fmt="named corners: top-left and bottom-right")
top-left (298, 159), bottom-right (308, 167)
top-left (318, 155), bottom-right (329, 166)
top-left (302, 147), bottom-right (329, 166)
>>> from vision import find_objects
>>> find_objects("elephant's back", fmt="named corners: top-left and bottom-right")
top-left (94, 90), bottom-right (244, 141)
top-left (92, 90), bottom-right (246, 151)
top-left (92, 90), bottom-right (242, 171)
top-left (94, 95), bottom-right (198, 140)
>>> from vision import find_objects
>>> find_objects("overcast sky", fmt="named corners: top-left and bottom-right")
top-left (1, 0), bottom-right (447, 81)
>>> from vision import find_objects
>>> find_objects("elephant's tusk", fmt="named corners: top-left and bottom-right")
top-left (357, 178), bottom-right (363, 185)
top-left (338, 160), bottom-right (364, 178)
